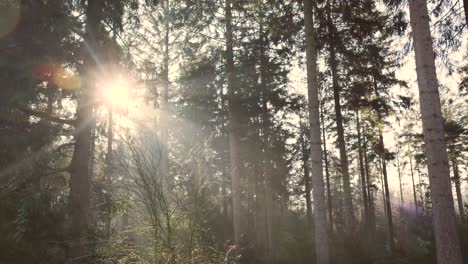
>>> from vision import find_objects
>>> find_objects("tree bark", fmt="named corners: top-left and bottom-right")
top-left (304, 0), bottom-right (330, 263)
top-left (408, 1), bottom-right (463, 263)
top-left (225, 0), bottom-right (242, 243)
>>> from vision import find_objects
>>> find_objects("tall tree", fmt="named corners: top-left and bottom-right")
top-left (68, 0), bottom-right (102, 260)
top-left (304, 0), bottom-right (330, 263)
top-left (320, 89), bottom-right (334, 232)
top-left (225, 0), bottom-right (242, 243)
top-left (407, 0), bottom-right (463, 263)
top-left (325, 0), bottom-right (354, 230)
top-left (355, 110), bottom-right (370, 232)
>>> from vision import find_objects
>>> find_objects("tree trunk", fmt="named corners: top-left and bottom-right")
top-left (379, 131), bottom-right (395, 251)
top-left (372, 77), bottom-right (395, 251)
top-left (396, 149), bottom-right (404, 206)
top-left (408, 145), bottom-right (419, 215)
top-left (300, 123), bottom-right (313, 225)
top-left (259, 23), bottom-right (276, 262)
top-left (105, 106), bottom-right (113, 236)
top-left (356, 110), bottom-right (370, 229)
top-left (380, 162), bottom-right (388, 231)
top-left (68, 0), bottom-right (100, 261)
top-left (408, 1), bottom-right (463, 263)
top-left (326, 2), bottom-right (354, 230)
top-left (304, 0), bottom-right (330, 263)
top-left (219, 79), bottom-right (230, 240)
top-left (363, 131), bottom-right (376, 237)
top-left (320, 93), bottom-right (333, 233)
top-left (225, 0), bottom-right (242, 243)
top-left (452, 158), bottom-right (464, 221)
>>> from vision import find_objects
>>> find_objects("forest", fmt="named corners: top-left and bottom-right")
top-left (0, 0), bottom-right (467, 263)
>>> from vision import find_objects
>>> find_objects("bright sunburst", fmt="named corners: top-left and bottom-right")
top-left (99, 75), bottom-right (131, 107)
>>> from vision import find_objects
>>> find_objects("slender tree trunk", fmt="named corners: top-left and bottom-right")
top-left (452, 158), bottom-right (464, 221)
top-left (225, 0), bottom-right (242, 243)
top-left (356, 110), bottom-right (370, 229)
top-left (254, 148), bottom-right (267, 262)
top-left (304, 0), bottom-right (330, 263)
top-left (259, 24), bottom-right (275, 262)
top-left (219, 81), bottom-right (230, 240)
top-left (380, 162), bottom-right (388, 231)
top-left (363, 131), bottom-right (376, 237)
top-left (372, 77), bottom-right (395, 251)
top-left (105, 106), bottom-right (113, 236)
top-left (379, 131), bottom-right (395, 251)
top-left (220, 93), bottom-right (231, 241)
top-left (300, 123), bottom-right (313, 224)
top-left (326, 2), bottom-right (354, 230)
top-left (320, 94), bottom-right (334, 233)
top-left (408, 145), bottom-right (419, 215)
top-left (408, 1), bottom-right (463, 262)
top-left (396, 150), bottom-right (404, 206)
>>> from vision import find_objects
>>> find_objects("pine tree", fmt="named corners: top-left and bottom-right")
top-left (304, 0), bottom-right (330, 263)
top-left (408, 0), bottom-right (463, 263)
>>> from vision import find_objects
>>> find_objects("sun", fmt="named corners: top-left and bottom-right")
top-left (99, 76), bottom-right (131, 107)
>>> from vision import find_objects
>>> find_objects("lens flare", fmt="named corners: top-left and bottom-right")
top-left (33, 63), bottom-right (81, 90)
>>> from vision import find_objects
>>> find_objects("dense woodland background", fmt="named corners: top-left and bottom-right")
top-left (0, 0), bottom-right (467, 263)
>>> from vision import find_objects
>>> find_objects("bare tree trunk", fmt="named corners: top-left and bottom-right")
top-left (105, 106), bottom-right (113, 236)
top-left (320, 94), bottom-right (333, 233)
top-left (304, 0), bottom-right (330, 263)
top-left (408, 145), bottom-right (419, 215)
top-left (380, 162), bottom-right (388, 230)
top-left (326, 1), bottom-right (354, 230)
top-left (452, 158), bottom-right (464, 221)
top-left (300, 123), bottom-right (313, 225)
top-left (372, 77), bottom-right (395, 251)
top-left (379, 131), bottom-right (395, 251)
top-left (259, 23), bottom-right (275, 262)
top-left (219, 81), bottom-right (231, 240)
top-left (363, 134), bottom-right (376, 238)
top-left (408, 1), bottom-right (463, 262)
top-left (396, 150), bottom-right (404, 206)
top-left (356, 110), bottom-right (370, 230)
top-left (225, 0), bottom-right (242, 243)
